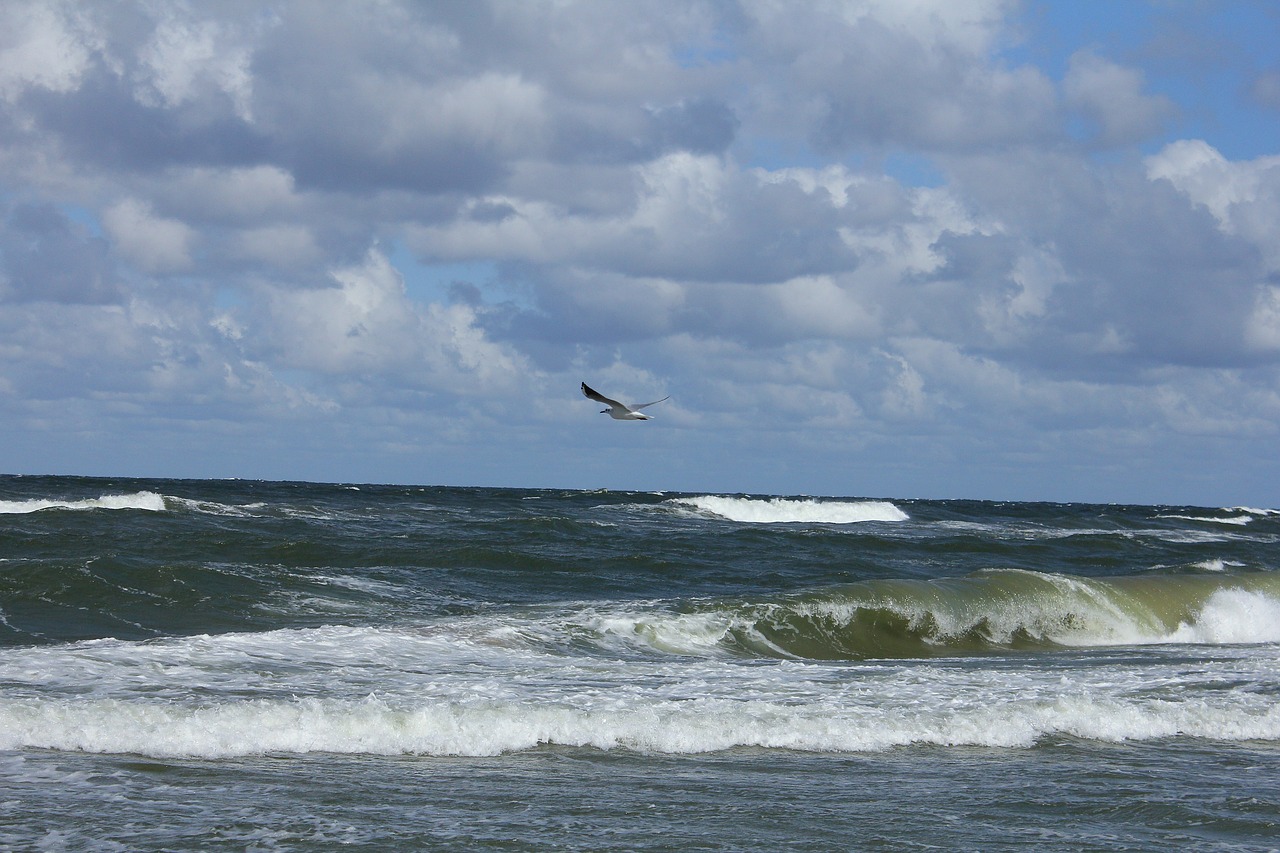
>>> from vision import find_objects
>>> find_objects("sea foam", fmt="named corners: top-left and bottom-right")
top-left (0, 491), bottom-right (168, 514)
top-left (1159, 513), bottom-right (1254, 526)
top-left (675, 495), bottom-right (909, 524)
top-left (3, 611), bottom-right (1280, 760)
top-left (4, 664), bottom-right (1280, 758)
top-left (1172, 589), bottom-right (1280, 645)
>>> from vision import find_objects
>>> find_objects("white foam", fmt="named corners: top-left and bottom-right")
top-left (0, 491), bottom-right (168, 514)
top-left (1189, 559), bottom-right (1248, 573)
top-left (1159, 513), bottom-right (1253, 526)
top-left (675, 496), bottom-right (909, 524)
top-left (579, 608), bottom-right (741, 656)
top-left (4, 620), bottom-right (1279, 758)
top-left (1128, 529), bottom-right (1243, 545)
top-left (312, 574), bottom-right (405, 597)
top-left (165, 496), bottom-right (265, 517)
top-left (940, 522), bottom-right (1249, 545)
top-left (1170, 589), bottom-right (1280, 645)
top-left (4, 662), bottom-right (1279, 758)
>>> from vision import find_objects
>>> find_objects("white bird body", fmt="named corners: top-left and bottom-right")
top-left (581, 382), bottom-right (669, 420)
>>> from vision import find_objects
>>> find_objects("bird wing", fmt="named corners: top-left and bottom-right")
top-left (631, 395), bottom-right (670, 411)
top-left (581, 382), bottom-right (624, 409)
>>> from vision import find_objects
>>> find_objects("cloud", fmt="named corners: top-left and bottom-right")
top-left (0, 1), bottom-right (95, 99)
top-left (135, 9), bottom-right (256, 121)
top-left (231, 224), bottom-right (320, 268)
top-left (1063, 51), bottom-right (1176, 146)
top-left (0, 0), bottom-right (1277, 500)
top-left (935, 145), bottom-right (1270, 372)
top-left (408, 152), bottom-right (861, 284)
top-left (163, 165), bottom-right (299, 222)
top-left (1146, 139), bottom-right (1280, 269)
top-left (1246, 286), bottom-right (1280, 352)
top-left (1147, 139), bottom-right (1280, 355)
top-left (102, 198), bottom-right (196, 273)
top-left (0, 202), bottom-right (117, 304)
top-left (733, 0), bottom-right (1057, 154)
top-left (249, 248), bottom-right (528, 396)
top-left (22, 68), bottom-right (269, 174)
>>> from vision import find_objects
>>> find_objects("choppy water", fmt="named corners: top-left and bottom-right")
top-left (2, 475), bottom-right (1278, 850)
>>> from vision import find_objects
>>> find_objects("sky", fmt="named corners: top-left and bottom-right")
top-left (2, 0), bottom-right (1279, 506)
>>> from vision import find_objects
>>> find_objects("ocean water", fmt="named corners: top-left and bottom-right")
top-left (1, 475), bottom-right (1278, 851)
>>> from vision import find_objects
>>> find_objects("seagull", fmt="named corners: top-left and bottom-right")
top-left (581, 382), bottom-right (669, 420)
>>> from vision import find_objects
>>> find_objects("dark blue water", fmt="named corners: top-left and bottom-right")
top-left (2, 475), bottom-right (1278, 850)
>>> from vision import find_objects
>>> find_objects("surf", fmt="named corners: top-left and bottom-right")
top-left (3, 617), bottom-right (1279, 759)
top-left (5, 685), bottom-right (1279, 758)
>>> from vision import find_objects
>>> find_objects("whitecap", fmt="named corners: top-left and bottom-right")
top-left (1158, 513), bottom-right (1253, 526)
top-left (673, 495), bottom-right (909, 524)
top-left (165, 496), bottom-right (265, 517)
top-left (1170, 589), bottom-right (1280, 645)
top-left (1234, 507), bottom-right (1280, 516)
top-left (0, 491), bottom-right (168, 514)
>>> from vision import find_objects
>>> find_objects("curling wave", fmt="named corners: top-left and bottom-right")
top-left (585, 570), bottom-right (1280, 660)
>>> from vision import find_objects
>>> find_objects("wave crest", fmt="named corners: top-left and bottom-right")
top-left (0, 491), bottom-right (168, 514)
top-left (5, 691), bottom-right (1279, 758)
top-left (673, 495), bottom-right (908, 524)
top-left (587, 571), bottom-right (1280, 660)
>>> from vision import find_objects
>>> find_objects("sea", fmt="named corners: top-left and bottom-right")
top-left (1, 474), bottom-right (1278, 851)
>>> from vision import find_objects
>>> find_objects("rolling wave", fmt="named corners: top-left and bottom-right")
top-left (583, 570), bottom-right (1280, 660)
top-left (0, 489), bottom-right (304, 519)
top-left (5, 686), bottom-right (1278, 758)
top-left (2, 603), bottom-right (1278, 759)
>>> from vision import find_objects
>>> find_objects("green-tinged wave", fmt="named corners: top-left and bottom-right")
top-left (604, 570), bottom-right (1280, 660)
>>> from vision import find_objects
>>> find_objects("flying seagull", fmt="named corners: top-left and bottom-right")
top-left (581, 382), bottom-right (669, 420)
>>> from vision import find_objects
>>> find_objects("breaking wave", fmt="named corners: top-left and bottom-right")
top-left (1159, 513), bottom-right (1254, 526)
top-left (5, 687), bottom-right (1279, 758)
top-left (0, 490), bottom-right (279, 519)
top-left (673, 495), bottom-right (909, 524)
top-left (582, 570), bottom-right (1280, 660)
top-left (0, 491), bottom-right (168, 514)
top-left (4, 574), bottom-right (1280, 760)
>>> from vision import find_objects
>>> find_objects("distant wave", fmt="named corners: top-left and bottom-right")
top-left (0, 491), bottom-right (168, 514)
top-left (165, 496), bottom-right (269, 517)
top-left (1190, 559), bottom-right (1246, 573)
top-left (673, 495), bottom-right (909, 524)
top-left (1159, 513), bottom-right (1254, 526)
top-left (0, 491), bottom-right (274, 517)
